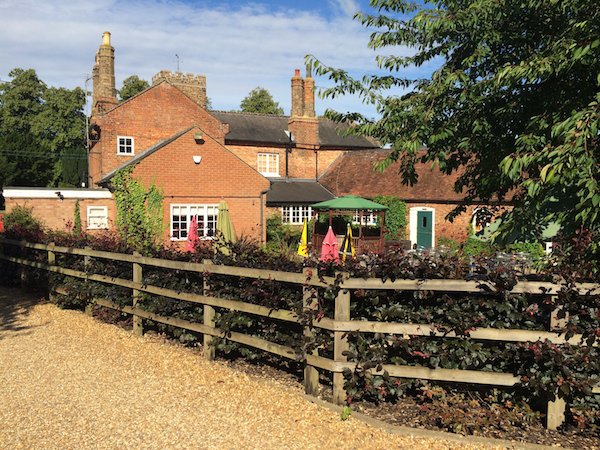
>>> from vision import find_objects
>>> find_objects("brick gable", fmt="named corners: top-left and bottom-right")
top-left (89, 82), bottom-right (228, 185)
top-left (126, 127), bottom-right (270, 241)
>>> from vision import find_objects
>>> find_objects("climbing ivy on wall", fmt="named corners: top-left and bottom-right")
top-left (73, 200), bottom-right (82, 233)
top-left (373, 195), bottom-right (407, 240)
top-left (111, 165), bottom-right (164, 252)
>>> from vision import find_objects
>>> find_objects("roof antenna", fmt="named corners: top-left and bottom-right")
top-left (175, 54), bottom-right (180, 72)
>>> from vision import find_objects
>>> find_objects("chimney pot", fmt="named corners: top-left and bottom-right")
top-left (102, 31), bottom-right (111, 46)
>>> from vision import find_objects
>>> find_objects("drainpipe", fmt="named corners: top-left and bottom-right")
top-left (284, 130), bottom-right (294, 180)
top-left (259, 188), bottom-right (270, 245)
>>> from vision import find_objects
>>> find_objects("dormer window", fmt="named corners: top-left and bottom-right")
top-left (117, 136), bottom-right (134, 155)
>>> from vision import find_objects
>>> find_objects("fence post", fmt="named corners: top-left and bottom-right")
top-left (132, 251), bottom-right (143, 336)
top-left (547, 294), bottom-right (567, 429)
top-left (47, 243), bottom-right (55, 302)
top-left (84, 246), bottom-right (94, 316)
top-left (547, 393), bottom-right (566, 430)
top-left (203, 259), bottom-right (215, 360)
top-left (333, 272), bottom-right (350, 405)
top-left (303, 267), bottom-right (320, 396)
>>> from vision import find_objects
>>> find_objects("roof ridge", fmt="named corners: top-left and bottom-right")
top-left (211, 110), bottom-right (290, 119)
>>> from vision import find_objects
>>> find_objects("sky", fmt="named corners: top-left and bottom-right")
top-left (0, 0), bottom-right (436, 118)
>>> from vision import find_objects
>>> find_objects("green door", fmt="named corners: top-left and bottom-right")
top-left (416, 210), bottom-right (433, 249)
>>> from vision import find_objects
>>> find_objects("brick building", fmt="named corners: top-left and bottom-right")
top-left (3, 31), bottom-right (376, 244)
top-left (319, 150), bottom-right (511, 248)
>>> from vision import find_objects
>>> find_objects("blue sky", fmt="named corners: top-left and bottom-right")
top-left (0, 0), bottom-right (435, 118)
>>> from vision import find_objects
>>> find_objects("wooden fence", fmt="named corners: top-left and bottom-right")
top-left (1, 238), bottom-right (598, 430)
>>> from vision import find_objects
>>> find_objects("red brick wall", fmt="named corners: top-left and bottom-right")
top-left (226, 144), bottom-right (344, 180)
top-left (288, 117), bottom-right (319, 150)
top-left (407, 203), bottom-right (474, 243)
top-left (5, 198), bottom-right (116, 232)
top-left (129, 128), bottom-right (270, 242)
top-left (89, 83), bottom-right (228, 185)
top-left (405, 203), bottom-right (510, 244)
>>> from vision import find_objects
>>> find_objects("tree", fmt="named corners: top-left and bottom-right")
top-left (0, 68), bottom-right (54, 187)
top-left (309, 0), bottom-right (599, 242)
top-left (0, 68), bottom-right (87, 188)
top-left (118, 75), bottom-right (149, 102)
top-left (240, 87), bottom-right (284, 115)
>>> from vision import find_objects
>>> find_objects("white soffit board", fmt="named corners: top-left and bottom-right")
top-left (2, 188), bottom-right (112, 199)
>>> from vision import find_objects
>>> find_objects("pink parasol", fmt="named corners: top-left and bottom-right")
top-left (320, 226), bottom-right (339, 262)
top-left (185, 216), bottom-right (199, 252)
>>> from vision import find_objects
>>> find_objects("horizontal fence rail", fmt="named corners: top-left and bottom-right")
top-left (1, 237), bottom-right (598, 431)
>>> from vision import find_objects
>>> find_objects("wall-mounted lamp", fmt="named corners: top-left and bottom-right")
top-left (192, 155), bottom-right (202, 164)
top-left (194, 132), bottom-right (204, 144)
top-left (55, 191), bottom-right (64, 200)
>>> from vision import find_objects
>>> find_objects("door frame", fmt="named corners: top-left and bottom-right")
top-left (409, 206), bottom-right (435, 249)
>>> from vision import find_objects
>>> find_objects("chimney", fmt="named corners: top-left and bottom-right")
top-left (291, 68), bottom-right (304, 117)
top-left (288, 67), bottom-right (319, 154)
top-left (92, 31), bottom-right (117, 116)
top-left (303, 65), bottom-right (315, 118)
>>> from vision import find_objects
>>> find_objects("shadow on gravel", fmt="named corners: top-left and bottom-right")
top-left (0, 287), bottom-right (45, 339)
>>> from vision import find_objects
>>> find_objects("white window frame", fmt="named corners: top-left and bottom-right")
top-left (257, 153), bottom-right (279, 177)
top-left (281, 206), bottom-right (312, 225)
top-left (352, 210), bottom-right (377, 226)
top-left (117, 136), bottom-right (135, 155)
top-left (86, 206), bottom-right (108, 230)
top-left (170, 204), bottom-right (219, 241)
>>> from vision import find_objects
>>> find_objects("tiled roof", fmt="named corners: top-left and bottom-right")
top-left (319, 150), bottom-right (466, 202)
top-left (266, 179), bottom-right (334, 205)
top-left (210, 111), bottom-right (377, 149)
top-left (211, 111), bottom-right (290, 144)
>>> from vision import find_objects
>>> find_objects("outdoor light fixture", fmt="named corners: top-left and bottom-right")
top-left (194, 132), bottom-right (204, 144)
top-left (193, 155), bottom-right (202, 164)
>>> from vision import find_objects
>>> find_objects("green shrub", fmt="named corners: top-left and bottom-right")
top-left (437, 237), bottom-right (460, 252)
top-left (461, 237), bottom-right (496, 256)
top-left (505, 242), bottom-right (546, 260)
top-left (373, 195), bottom-right (407, 240)
top-left (266, 213), bottom-right (303, 255)
top-left (73, 200), bottom-right (82, 234)
top-left (3, 205), bottom-right (44, 241)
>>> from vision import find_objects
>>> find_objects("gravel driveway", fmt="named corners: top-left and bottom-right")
top-left (0, 287), bottom-right (501, 450)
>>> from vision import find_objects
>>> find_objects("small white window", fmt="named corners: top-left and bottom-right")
top-left (170, 204), bottom-right (219, 241)
top-left (257, 153), bottom-right (279, 177)
top-left (87, 206), bottom-right (108, 229)
top-left (281, 206), bottom-right (312, 225)
top-left (117, 136), bottom-right (134, 155)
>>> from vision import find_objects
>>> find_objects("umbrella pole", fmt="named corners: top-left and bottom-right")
top-left (311, 210), bottom-right (317, 256)
top-left (380, 210), bottom-right (386, 254)
top-left (359, 210), bottom-right (363, 254)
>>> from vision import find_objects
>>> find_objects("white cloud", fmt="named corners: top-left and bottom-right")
top-left (329, 0), bottom-right (361, 17)
top-left (0, 0), bottom-right (428, 118)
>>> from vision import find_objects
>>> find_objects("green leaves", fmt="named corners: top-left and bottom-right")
top-left (307, 0), bottom-right (600, 243)
top-left (240, 87), bottom-right (284, 115)
top-left (0, 68), bottom-right (86, 187)
top-left (112, 166), bottom-right (165, 253)
top-left (118, 75), bottom-right (149, 102)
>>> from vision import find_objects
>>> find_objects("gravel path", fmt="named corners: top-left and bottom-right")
top-left (0, 287), bottom-right (502, 450)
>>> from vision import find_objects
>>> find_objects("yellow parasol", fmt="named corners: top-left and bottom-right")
top-left (297, 219), bottom-right (309, 257)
